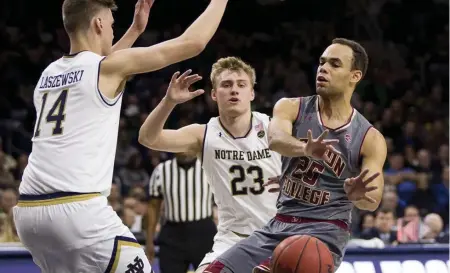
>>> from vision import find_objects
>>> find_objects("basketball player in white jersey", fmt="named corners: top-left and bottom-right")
top-left (13, 0), bottom-right (229, 272)
top-left (138, 57), bottom-right (282, 272)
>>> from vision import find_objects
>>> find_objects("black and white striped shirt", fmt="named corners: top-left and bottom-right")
top-left (149, 158), bottom-right (213, 222)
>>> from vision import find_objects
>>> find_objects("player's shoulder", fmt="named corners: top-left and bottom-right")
top-left (252, 111), bottom-right (271, 122)
top-left (353, 109), bottom-right (375, 131)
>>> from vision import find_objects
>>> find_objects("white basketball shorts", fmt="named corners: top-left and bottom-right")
top-left (13, 192), bottom-right (152, 273)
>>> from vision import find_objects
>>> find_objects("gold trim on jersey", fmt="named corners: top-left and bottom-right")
top-left (17, 193), bottom-right (101, 207)
top-left (105, 236), bottom-right (143, 273)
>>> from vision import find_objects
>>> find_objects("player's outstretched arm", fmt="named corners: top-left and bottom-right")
top-left (268, 98), bottom-right (308, 157)
top-left (111, 0), bottom-right (154, 52)
top-left (349, 128), bottom-right (387, 211)
top-left (139, 70), bottom-right (205, 155)
top-left (100, 0), bottom-right (228, 98)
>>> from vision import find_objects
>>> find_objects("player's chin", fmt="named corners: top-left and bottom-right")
top-left (316, 86), bottom-right (329, 95)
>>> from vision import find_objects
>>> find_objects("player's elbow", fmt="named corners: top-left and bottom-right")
top-left (268, 128), bottom-right (282, 151)
top-left (138, 128), bottom-right (156, 148)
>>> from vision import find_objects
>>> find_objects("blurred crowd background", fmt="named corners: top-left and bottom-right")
top-left (0, 0), bottom-right (448, 249)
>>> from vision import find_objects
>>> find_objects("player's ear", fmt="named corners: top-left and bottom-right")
top-left (250, 88), bottom-right (255, 102)
top-left (93, 17), bottom-right (103, 34)
top-left (350, 70), bottom-right (362, 84)
top-left (211, 88), bottom-right (217, 102)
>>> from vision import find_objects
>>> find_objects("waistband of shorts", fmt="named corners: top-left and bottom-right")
top-left (275, 213), bottom-right (349, 231)
top-left (17, 192), bottom-right (101, 207)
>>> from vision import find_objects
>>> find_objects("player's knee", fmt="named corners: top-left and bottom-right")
top-left (202, 260), bottom-right (234, 273)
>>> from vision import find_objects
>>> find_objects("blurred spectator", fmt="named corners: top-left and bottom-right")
top-left (0, 211), bottom-right (20, 243)
top-left (403, 205), bottom-right (421, 222)
top-left (422, 213), bottom-right (446, 243)
top-left (384, 153), bottom-right (418, 203)
top-left (0, 151), bottom-right (15, 188)
top-left (360, 209), bottom-right (397, 245)
top-left (0, 188), bottom-right (17, 214)
top-left (380, 190), bottom-right (405, 217)
top-left (107, 183), bottom-right (122, 212)
top-left (359, 213), bottom-right (375, 234)
top-left (118, 152), bottom-right (150, 194)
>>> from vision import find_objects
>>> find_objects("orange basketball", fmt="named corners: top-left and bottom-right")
top-left (271, 235), bottom-right (334, 273)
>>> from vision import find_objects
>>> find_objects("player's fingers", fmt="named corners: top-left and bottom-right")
top-left (178, 69), bottom-right (192, 80)
top-left (268, 187), bottom-right (281, 193)
top-left (326, 145), bottom-right (342, 155)
top-left (171, 71), bottom-right (180, 82)
top-left (184, 75), bottom-right (203, 86)
top-left (344, 178), bottom-right (354, 186)
top-left (263, 180), bottom-right (278, 187)
top-left (356, 169), bottom-right (369, 181)
top-left (307, 130), bottom-right (313, 142)
top-left (317, 130), bottom-right (329, 141)
top-left (190, 89), bottom-right (205, 98)
top-left (363, 172), bottom-right (380, 185)
top-left (365, 186), bottom-right (378, 193)
top-left (363, 195), bottom-right (377, 203)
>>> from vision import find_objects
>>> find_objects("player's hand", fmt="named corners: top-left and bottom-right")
top-left (132, 0), bottom-right (155, 34)
top-left (263, 176), bottom-right (281, 193)
top-left (303, 130), bottom-right (340, 160)
top-left (165, 70), bottom-right (205, 104)
top-left (146, 242), bottom-right (156, 263)
top-left (344, 169), bottom-right (379, 203)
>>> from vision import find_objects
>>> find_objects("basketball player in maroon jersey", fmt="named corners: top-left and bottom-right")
top-left (202, 38), bottom-right (387, 273)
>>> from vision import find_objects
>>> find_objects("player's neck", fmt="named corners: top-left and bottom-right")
top-left (69, 32), bottom-right (102, 56)
top-left (219, 110), bottom-right (252, 138)
top-left (318, 94), bottom-right (353, 122)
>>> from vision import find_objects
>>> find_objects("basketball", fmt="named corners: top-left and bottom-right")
top-left (271, 235), bottom-right (334, 273)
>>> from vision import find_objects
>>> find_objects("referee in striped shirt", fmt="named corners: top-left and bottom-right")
top-left (146, 152), bottom-right (217, 273)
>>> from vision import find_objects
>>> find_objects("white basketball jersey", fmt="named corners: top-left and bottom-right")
top-left (20, 51), bottom-right (123, 195)
top-left (202, 112), bottom-right (281, 235)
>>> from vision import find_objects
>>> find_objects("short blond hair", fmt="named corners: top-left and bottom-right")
top-left (210, 57), bottom-right (256, 89)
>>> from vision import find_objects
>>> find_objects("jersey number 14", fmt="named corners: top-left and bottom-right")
top-left (34, 89), bottom-right (69, 137)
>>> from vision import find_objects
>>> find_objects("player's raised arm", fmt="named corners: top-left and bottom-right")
top-left (345, 128), bottom-right (387, 212)
top-left (101, 0), bottom-right (228, 96)
top-left (139, 70), bottom-right (205, 155)
top-left (268, 98), bottom-right (307, 157)
top-left (111, 0), bottom-right (154, 52)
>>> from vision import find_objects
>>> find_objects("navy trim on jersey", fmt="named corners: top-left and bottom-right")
top-left (104, 236), bottom-right (141, 273)
top-left (62, 50), bottom-right (88, 58)
top-left (218, 113), bottom-right (253, 139)
top-left (201, 124), bottom-right (208, 166)
top-left (96, 56), bottom-right (124, 107)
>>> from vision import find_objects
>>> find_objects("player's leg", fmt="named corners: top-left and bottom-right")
top-left (252, 220), bottom-right (350, 272)
top-left (67, 197), bottom-right (153, 273)
top-left (204, 223), bottom-right (280, 273)
top-left (195, 232), bottom-right (243, 273)
top-left (15, 194), bottom-right (153, 273)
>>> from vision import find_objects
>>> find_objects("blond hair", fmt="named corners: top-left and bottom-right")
top-left (210, 57), bottom-right (256, 89)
